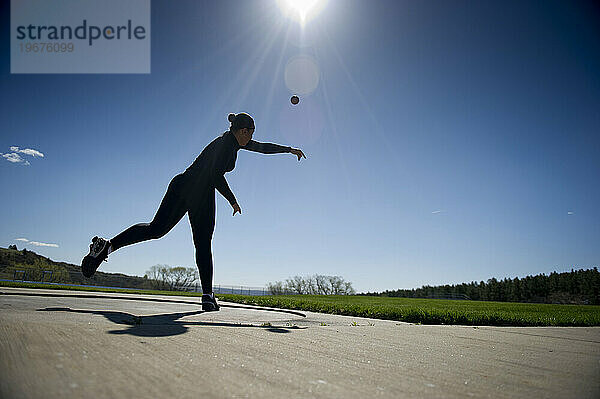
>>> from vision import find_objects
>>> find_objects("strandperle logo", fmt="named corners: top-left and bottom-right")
top-left (11, 0), bottom-right (150, 74)
top-left (15, 20), bottom-right (147, 46)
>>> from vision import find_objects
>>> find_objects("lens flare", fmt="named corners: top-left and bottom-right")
top-left (284, 55), bottom-right (320, 95)
top-left (277, 0), bottom-right (328, 25)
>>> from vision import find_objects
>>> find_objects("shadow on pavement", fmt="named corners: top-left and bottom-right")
top-left (37, 307), bottom-right (303, 337)
top-left (3, 291), bottom-right (305, 317)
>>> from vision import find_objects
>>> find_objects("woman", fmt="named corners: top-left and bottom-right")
top-left (81, 112), bottom-right (306, 311)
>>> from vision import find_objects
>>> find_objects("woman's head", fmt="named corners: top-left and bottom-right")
top-left (228, 113), bottom-right (255, 146)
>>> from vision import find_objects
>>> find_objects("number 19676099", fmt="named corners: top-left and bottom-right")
top-left (19, 42), bottom-right (74, 53)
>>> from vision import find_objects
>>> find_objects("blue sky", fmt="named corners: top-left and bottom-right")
top-left (1, 0), bottom-right (599, 293)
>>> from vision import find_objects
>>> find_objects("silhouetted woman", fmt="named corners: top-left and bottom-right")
top-left (81, 113), bottom-right (306, 311)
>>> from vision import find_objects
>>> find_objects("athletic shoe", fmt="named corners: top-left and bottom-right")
top-left (202, 293), bottom-right (220, 312)
top-left (81, 236), bottom-right (110, 278)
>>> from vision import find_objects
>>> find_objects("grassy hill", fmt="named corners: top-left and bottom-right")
top-left (0, 246), bottom-right (152, 289)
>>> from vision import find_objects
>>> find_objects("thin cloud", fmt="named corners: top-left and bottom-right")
top-left (10, 146), bottom-right (44, 157)
top-left (29, 241), bottom-right (59, 247)
top-left (13, 237), bottom-right (59, 247)
top-left (1, 152), bottom-right (29, 164)
top-left (2, 146), bottom-right (44, 165)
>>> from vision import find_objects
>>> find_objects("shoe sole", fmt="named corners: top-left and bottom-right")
top-left (81, 238), bottom-right (109, 278)
top-left (202, 302), bottom-right (220, 312)
top-left (81, 255), bottom-right (99, 278)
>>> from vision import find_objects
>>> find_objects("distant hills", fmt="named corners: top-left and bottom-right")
top-left (0, 246), bottom-right (151, 289)
top-left (3, 246), bottom-right (599, 304)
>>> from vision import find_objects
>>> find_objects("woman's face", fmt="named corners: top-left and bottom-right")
top-left (239, 127), bottom-right (254, 146)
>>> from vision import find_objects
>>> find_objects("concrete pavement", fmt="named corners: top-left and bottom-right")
top-left (1, 287), bottom-right (599, 398)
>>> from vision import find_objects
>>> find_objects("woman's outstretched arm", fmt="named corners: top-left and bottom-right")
top-left (214, 175), bottom-right (237, 207)
top-left (243, 140), bottom-right (306, 160)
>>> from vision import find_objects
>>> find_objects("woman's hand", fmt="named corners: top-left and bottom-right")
top-left (290, 148), bottom-right (306, 161)
top-left (232, 202), bottom-right (242, 216)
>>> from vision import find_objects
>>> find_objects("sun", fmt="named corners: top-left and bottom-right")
top-left (277, 0), bottom-right (327, 25)
top-left (286, 0), bottom-right (318, 21)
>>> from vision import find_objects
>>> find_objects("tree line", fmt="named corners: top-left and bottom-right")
top-left (361, 268), bottom-right (600, 305)
top-left (267, 274), bottom-right (355, 295)
top-left (144, 264), bottom-right (198, 291)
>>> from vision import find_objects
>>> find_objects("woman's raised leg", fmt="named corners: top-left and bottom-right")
top-left (110, 174), bottom-right (189, 251)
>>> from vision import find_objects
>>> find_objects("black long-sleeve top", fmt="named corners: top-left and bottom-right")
top-left (181, 131), bottom-right (291, 206)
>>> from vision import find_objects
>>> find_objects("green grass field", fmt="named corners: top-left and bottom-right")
top-left (219, 294), bottom-right (600, 327)
top-left (2, 280), bottom-right (599, 327)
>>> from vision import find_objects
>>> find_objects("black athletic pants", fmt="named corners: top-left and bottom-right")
top-left (110, 174), bottom-right (216, 294)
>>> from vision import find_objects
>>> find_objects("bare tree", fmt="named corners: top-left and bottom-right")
top-left (328, 275), bottom-right (345, 295)
top-left (315, 274), bottom-right (332, 295)
top-left (343, 281), bottom-right (356, 295)
top-left (145, 264), bottom-right (169, 290)
top-left (268, 274), bottom-right (355, 295)
top-left (267, 281), bottom-right (285, 295)
top-left (303, 274), bottom-right (318, 295)
top-left (167, 266), bottom-right (198, 291)
top-left (145, 264), bottom-right (197, 291)
top-left (286, 275), bottom-right (305, 294)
